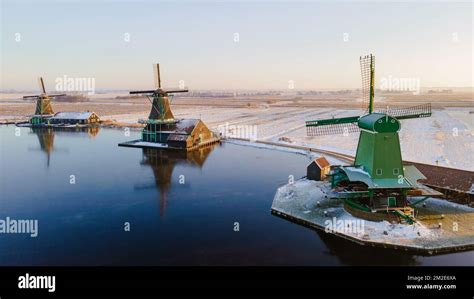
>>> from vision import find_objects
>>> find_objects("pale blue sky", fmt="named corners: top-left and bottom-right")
top-left (1, 0), bottom-right (472, 90)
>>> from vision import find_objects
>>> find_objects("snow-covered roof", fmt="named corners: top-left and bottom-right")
top-left (30, 114), bottom-right (54, 117)
top-left (51, 112), bottom-right (96, 120)
top-left (144, 119), bottom-right (200, 134)
top-left (167, 134), bottom-right (189, 142)
top-left (341, 166), bottom-right (412, 189)
top-left (174, 119), bottom-right (200, 133)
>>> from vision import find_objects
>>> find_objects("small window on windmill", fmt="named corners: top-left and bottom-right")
top-left (387, 196), bottom-right (397, 207)
top-left (376, 168), bottom-right (382, 176)
top-left (393, 168), bottom-right (399, 175)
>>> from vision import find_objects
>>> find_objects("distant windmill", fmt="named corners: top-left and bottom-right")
top-left (130, 64), bottom-right (188, 122)
top-left (305, 54), bottom-right (440, 224)
top-left (23, 77), bottom-right (66, 125)
top-left (120, 63), bottom-right (220, 150)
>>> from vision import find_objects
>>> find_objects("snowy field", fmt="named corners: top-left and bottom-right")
top-left (107, 106), bottom-right (474, 171)
top-left (1, 95), bottom-right (472, 171)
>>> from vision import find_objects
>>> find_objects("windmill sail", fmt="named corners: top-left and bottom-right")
top-left (153, 63), bottom-right (161, 89)
top-left (38, 77), bottom-right (46, 94)
top-left (360, 55), bottom-right (375, 113)
top-left (306, 115), bottom-right (360, 136)
top-left (378, 103), bottom-right (432, 120)
top-left (306, 121), bottom-right (360, 136)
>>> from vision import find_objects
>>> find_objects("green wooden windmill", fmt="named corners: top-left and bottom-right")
top-left (305, 54), bottom-right (439, 223)
top-left (121, 63), bottom-right (219, 151)
top-left (130, 64), bottom-right (188, 122)
top-left (23, 77), bottom-right (66, 126)
top-left (130, 63), bottom-right (189, 143)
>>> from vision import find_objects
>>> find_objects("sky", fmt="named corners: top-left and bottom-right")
top-left (0, 0), bottom-right (472, 91)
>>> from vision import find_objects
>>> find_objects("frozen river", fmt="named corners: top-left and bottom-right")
top-left (0, 126), bottom-right (472, 266)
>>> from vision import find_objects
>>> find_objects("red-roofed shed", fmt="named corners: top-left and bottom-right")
top-left (307, 156), bottom-right (331, 181)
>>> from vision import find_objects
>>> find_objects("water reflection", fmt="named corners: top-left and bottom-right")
top-left (29, 127), bottom-right (55, 167)
top-left (28, 127), bottom-right (100, 167)
top-left (1, 125), bottom-right (471, 266)
top-left (315, 230), bottom-right (420, 266)
top-left (137, 145), bottom-right (217, 217)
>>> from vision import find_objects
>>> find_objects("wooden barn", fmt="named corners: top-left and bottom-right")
top-left (49, 112), bottom-right (100, 125)
top-left (138, 119), bottom-right (217, 151)
top-left (307, 156), bottom-right (331, 181)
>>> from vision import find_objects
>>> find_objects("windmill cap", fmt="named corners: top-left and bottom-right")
top-left (358, 113), bottom-right (400, 133)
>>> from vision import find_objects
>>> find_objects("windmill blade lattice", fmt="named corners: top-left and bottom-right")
top-left (306, 122), bottom-right (360, 136)
top-left (306, 115), bottom-right (361, 136)
top-left (379, 103), bottom-right (432, 120)
top-left (360, 55), bottom-right (375, 113)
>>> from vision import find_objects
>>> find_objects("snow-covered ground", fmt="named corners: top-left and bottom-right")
top-left (7, 94), bottom-right (468, 169)
top-left (272, 179), bottom-right (474, 253)
top-left (77, 105), bottom-right (474, 171)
